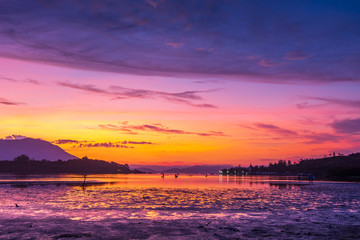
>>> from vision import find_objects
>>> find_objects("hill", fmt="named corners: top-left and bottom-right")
top-left (0, 138), bottom-right (78, 161)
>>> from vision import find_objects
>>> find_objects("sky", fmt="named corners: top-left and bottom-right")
top-left (1, 0), bottom-right (360, 166)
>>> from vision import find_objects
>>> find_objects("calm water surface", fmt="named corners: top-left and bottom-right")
top-left (0, 174), bottom-right (359, 220)
top-left (0, 174), bottom-right (359, 239)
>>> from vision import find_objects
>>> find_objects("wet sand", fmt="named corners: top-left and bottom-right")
top-left (1, 209), bottom-right (359, 240)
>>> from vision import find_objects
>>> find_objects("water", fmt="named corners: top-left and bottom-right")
top-left (0, 174), bottom-right (359, 239)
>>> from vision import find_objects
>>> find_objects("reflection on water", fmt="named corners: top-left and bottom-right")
top-left (0, 173), bottom-right (313, 187)
top-left (0, 174), bottom-right (359, 222)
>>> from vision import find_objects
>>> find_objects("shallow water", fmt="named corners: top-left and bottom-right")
top-left (0, 174), bottom-right (359, 239)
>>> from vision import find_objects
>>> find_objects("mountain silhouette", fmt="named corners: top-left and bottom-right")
top-left (0, 138), bottom-right (78, 161)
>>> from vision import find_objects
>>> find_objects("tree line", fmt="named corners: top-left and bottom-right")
top-left (221, 152), bottom-right (360, 180)
top-left (0, 155), bottom-right (142, 174)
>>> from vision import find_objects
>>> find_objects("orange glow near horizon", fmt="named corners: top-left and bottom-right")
top-left (1, 56), bottom-right (359, 167)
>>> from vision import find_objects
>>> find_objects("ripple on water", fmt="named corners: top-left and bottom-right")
top-left (0, 175), bottom-right (359, 222)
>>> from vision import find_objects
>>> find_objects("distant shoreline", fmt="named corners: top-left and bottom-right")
top-left (0, 156), bottom-right (143, 175)
top-left (0, 173), bottom-right (359, 184)
top-left (220, 152), bottom-right (360, 182)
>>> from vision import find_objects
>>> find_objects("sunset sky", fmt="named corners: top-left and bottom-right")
top-left (1, 0), bottom-right (360, 166)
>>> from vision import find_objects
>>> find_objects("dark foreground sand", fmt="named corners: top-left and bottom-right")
top-left (1, 211), bottom-right (359, 240)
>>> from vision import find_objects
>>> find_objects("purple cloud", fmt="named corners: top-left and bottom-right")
top-left (258, 59), bottom-right (282, 67)
top-left (54, 139), bottom-right (153, 148)
top-left (284, 50), bottom-right (311, 60)
top-left (99, 122), bottom-right (226, 137)
top-left (2, 135), bottom-right (27, 140)
top-left (165, 42), bottom-right (184, 48)
top-left (58, 82), bottom-right (108, 94)
top-left (53, 139), bottom-right (83, 144)
top-left (109, 86), bottom-right (215, 101)
top-left (145, 0), bottom-right (164, 9)
top-left (0, 97), bottom-right (23, 106)
top-left (331, 118), bottom-right (360, 134)
top-left (0, 101), bottom-right (19, 105)
top-left (254, 123), bottom-right (298, 136)
top-left (0, 76), bottom-right (17, 82)
top-left (0, 75), bottom-right (41, 85)
top-left (128, 141), bottom-right (152, 145)
top-left (296, 97), bottom-right (360, 110)
top-left (0, 1), bottom-right (359, 83)
top-left (161, 96), bottom-right (216, 108)
top-left (309, 97), bottom-right (360, 109)
top-left (302, 132), bottom-right (341, 144)
top-left (79, 142), bottom-right (134, 148)
top-left (241, 121), bottom-right (355, 144)
top-left (24, 79), bottom-right (41, 85)
top-left (59, 82), bottom-right (217, 108)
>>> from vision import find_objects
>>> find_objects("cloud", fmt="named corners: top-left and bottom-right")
top-left (296, 102), bottom-right (310, 109)
top-left (109, 85), bottom-right (214, 100)
top-left (53, 139), bottom-right (153, 148)
top-left (302, 132), bottom-right (341, 144)
top-left (0, 76), bottom-right (17, 82)
top-left (127, 141), bottom-right (152, 144)
top-left (79, 142), bottom-right (134, 148)
top-left (77, 141), bottom-right (152, 148)
top-left (0, 97), bottom-right (23, 106)
top-left (59, 82), bottom-right (217, 108)
top-left (58, 82), bottom-right (108, 94)
top-left (161, 96), bottom-right (216, 108)
top-left (53, 139), bottom-right (83, 144)
top-left (1, 135), bottom-right (27, 140)
top-left (331, 118), bottom-right (360, 134)
top-left (145, 0), bottom-right (164, 8)
top-left (253, 123), bottom-right (298, 136)
top-left (165, 42), bottom-right (184, 48)
top-left (24, 79), bottom-right (41, 85)
top-left (0, 0), bottom-right (359, 83)
top-left (0, 100), bottom-right (19, 106)
top-left (0, 75), bottom-right (41, 85)
top-left (296, 97), bottom-right (360, 110)
top-left (242, 122), bottom-right (342, 144)
top-left (258, 59), bottom-right (282, 67)
top-left (99, 122), bottom-right (226, 137)
top-left (193, 79), bottom-right (220, 84)
top-left (308, 97), bottom-right (360, 109)
top-left (284, 50), bottom-right (311, 60)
